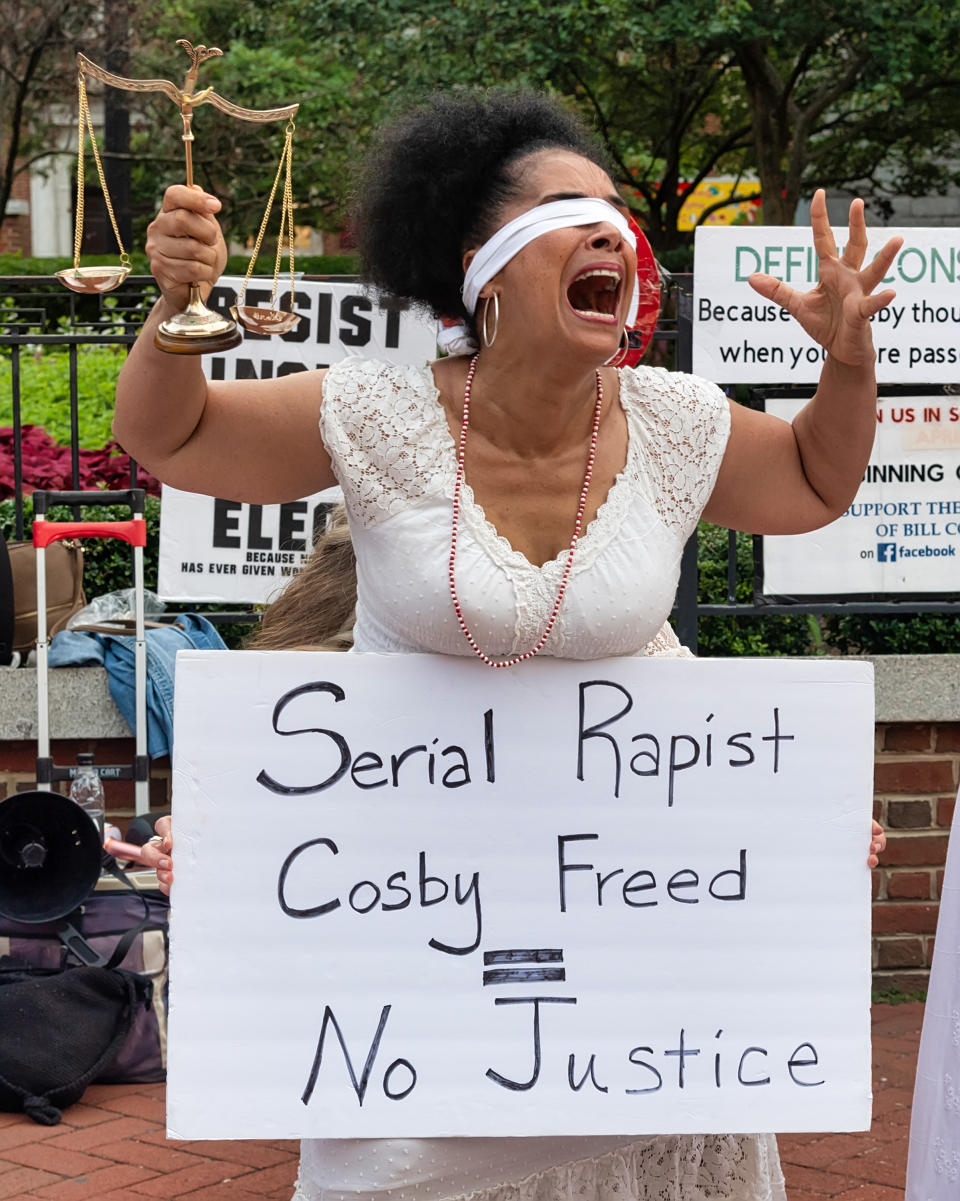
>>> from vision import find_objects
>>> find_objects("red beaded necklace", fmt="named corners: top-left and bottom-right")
top-left (448, 352), bottom-right (604, 668)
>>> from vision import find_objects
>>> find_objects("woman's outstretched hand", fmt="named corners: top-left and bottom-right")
top-left (748, 189), bottom-right (903, 367)
top-left (145, 184), bottom-right (227, 312)
top-left (105, 814), bottom-right (174, 896)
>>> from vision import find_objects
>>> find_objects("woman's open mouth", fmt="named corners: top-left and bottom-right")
top-left (566, 266), bottom-right (622, 323)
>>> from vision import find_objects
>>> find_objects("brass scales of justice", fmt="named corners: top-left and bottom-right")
top-left (57, 39), bottom-right (302, 354)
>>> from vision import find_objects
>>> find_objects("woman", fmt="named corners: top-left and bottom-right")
top-left (114, 90), bottom-right (891, 1201)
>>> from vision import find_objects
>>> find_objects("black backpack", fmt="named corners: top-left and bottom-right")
top-left (0, 963), bottom-right (153, 1124)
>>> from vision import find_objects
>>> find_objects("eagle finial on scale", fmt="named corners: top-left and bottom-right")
top-left (176, 39), bottom-right (224, 95)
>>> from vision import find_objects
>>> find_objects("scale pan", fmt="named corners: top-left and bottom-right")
top-left (231, 305), bottom-right (302, 335)
top-left (56, 265), bottom-right (130, 294)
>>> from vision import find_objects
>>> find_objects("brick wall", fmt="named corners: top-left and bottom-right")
top-left (873, 722), bottom-right (959, 992)
top-left (0, 167), bottom-right (33, 255)
top-left (2, 722), bottom-right (957, 991)
top-left (0, 739), bottom-right (171, 824)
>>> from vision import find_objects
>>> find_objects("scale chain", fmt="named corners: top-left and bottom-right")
top-left (73, 71), bottom-right (131, 272)
top-left (239, 119), bottom-right (297, 313)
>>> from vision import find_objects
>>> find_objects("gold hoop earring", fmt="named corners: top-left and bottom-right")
top-left (481, 294), bottom-right (500, 348)
top-left (606, 328), bottom-right (629, 368)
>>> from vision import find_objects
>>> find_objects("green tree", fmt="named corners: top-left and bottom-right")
top-left (125, 1), bottom-right (379, 244)
top-left (114, 0), bottom-right (960, 252)
top-left (317, 0), bottom-right (759, 251)
top-left (0, 0), bottom-right (102, 243)
top-left (318, 0), bottom-right (960, 235)
top-left (722, 0), bottom-right (960, 224)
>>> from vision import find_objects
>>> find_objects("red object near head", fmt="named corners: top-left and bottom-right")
top-left (620, 216), bottom-right (661, 367)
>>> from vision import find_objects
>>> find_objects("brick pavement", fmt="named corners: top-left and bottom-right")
top-left (0, 1085), bottom-right (300, 1201)
top-left (778, 1001), bottom-right (923, 1200)
top-left (0, 1002), bottom-right (923, 1200)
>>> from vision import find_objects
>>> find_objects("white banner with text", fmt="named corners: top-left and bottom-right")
top-left (157, 277), bottom-right (436, 602)
top-left (762, 395), bottom-right (960, 594)
top-left (693, 226), bottom-right (960, 384)
top-left (168, 652), bottom-right (874, 1140)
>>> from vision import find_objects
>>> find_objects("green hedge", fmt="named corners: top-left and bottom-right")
top-left (0, 495), bottom-right (251, 649)
top-left (695, 522), bottom-right (817, 656)
top-left (0, 253), bottom-right (360, 277)
top-left (694, 521), bottom-right (960, 655)
top-left (824, 611), bottom-right (960, 654)
top-left (0, 494), bottom-right (161, 601)
top-left (0, 253), bottom-right (152, 276)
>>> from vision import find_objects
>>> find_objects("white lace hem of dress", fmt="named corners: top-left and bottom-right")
top-left (291, 1133), bottom-right (786, 1201)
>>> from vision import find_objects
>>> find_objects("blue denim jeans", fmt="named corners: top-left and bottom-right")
top-left (49, 614), bottom-right (227, 757)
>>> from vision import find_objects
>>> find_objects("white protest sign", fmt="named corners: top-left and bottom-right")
top-left (693, 226), bottom-right (960, 384)
top-left (157, 277), bottom-right (436, 602)
top-left (763, 395), bottom-right (960, 594)
top-left (168, 652), bottom-right (874, 1140)
top-left (204, 276), bottom-right (438, 378)
top-left (158, 485), bottom-right (340, 604)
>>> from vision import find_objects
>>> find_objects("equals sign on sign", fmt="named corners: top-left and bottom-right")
top-left (483, 949), bottom-right (565, 986)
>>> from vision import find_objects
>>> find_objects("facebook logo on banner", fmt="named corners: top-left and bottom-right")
top-left (877, 543), bottom-right (897, 562)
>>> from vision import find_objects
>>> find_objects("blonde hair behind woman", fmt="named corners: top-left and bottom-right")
top-left (248, 504), bottom-right (356, 652)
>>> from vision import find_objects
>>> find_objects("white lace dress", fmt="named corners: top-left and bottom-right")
top-left (294, 358), bottom-right (787, 1201)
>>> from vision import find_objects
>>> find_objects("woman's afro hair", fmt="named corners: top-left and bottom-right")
top-left (353, 89), bottom-right (610, 329)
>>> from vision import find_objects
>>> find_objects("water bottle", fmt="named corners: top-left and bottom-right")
top-left (69, 753), bottom-right (104, 837)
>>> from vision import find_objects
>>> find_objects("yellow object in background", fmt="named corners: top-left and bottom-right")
top-left (677, 177), bottom-right (761, 230)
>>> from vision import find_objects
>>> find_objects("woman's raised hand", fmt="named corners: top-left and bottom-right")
top-left (145, 184), bottom-right (228, 312)
top-left (747, 188), bottom-right (903, 367)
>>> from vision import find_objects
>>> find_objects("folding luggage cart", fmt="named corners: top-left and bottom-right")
top-left (31, 489), bottom-right (150, 815)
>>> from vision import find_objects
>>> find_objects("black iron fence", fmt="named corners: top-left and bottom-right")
top-left (3, 273), bottom-right (959, 652)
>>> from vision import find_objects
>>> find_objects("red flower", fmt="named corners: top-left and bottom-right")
top-left (0, 427), bottom-right (161, 500)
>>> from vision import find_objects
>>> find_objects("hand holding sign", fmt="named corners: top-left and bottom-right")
top-left (124, 803), bottom-right (885, 902)
top-left (869, 819), bottom-right (887, 869)
top-left (105, 814), bottom-right (174, 895)
top-left (747, 189), bottom-right (902, 367)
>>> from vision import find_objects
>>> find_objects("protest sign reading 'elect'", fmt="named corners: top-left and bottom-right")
top-left (168, 653), bottom-right (873, 1141)
top-left (694, 227), bottom-right (960, 384)
top-left (157, 278), bottom-right (436, 603)
top-left (158, 485), bottom-right (340, 604)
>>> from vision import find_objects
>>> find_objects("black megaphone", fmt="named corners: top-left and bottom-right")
top-left (0, 791), bottom-right (102, 924)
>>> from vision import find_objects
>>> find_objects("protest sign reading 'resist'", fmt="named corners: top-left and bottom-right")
top-left (693, 227), bottom-right (960, 384)
top-left (763, 395), bottom-right (960, 594)
top-left (167, 652), bottom-right (874, 1141)
top-left (157, 278), bottom-right (436, 603)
